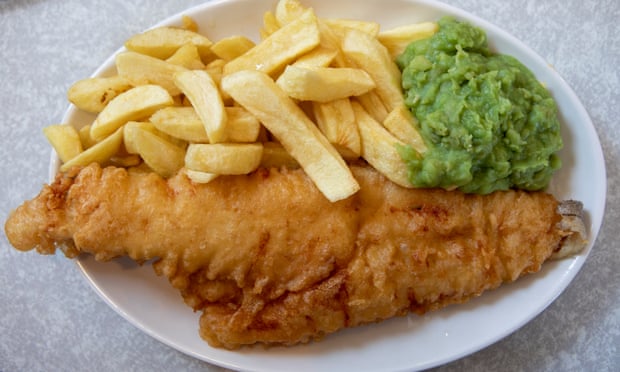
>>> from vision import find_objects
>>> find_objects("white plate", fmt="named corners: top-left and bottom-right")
top-left (52, 0), bottom-right (606, 371)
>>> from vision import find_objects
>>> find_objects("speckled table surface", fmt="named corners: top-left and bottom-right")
top-left (1, 0), bottom-right (618, 371)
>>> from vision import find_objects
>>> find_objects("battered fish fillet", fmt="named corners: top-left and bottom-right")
top-left (4, 164), bottom-right (586, 349)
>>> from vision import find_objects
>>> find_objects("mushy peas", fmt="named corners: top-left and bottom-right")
top-left (396, 17), bottom-right (562, 194)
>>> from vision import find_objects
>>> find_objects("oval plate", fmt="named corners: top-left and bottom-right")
top-left (52, 0), bottom-right (606, 371)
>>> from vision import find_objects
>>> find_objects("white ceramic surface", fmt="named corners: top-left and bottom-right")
top-left (52, 0), bottom-right (606, 371)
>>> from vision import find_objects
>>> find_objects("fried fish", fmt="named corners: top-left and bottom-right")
top-left (4, 164), bottom-right (586, 348)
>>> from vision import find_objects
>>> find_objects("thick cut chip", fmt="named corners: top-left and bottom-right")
top-left (174, 70), bottom-right (227, 143)
top-left (314, 20), bottom-right (348, 68)
top-left (352, 101), bottom-right (411, 188)
top-left (124, 123), bottom-right (185, 177)
top-left (124, 121), bottom-right (187, 151)
top-left (356, 91), bottom-right (389, 123)
top-left (292, 47), bottom-right (338, 68)
top-left (261, 11), bottom-right (281, 39)
top-left (43, 124), bottom-right (83, 163)
top-left (211, 36), bottom-right (256, 61)
top-left (383, 105), bottom-right (427, 154)
top-left (67, 76), bottom-right (133, 113)
top-left (183, 168), bottom-right (219, 184)
top-left (60, 127), bottom-right (123, 172)
top-left (203, 59), bottom-right (232, 103)
top-left (324, 18), bottom-right (380, 38)
top-left (342, 29), bottom-right (404, 112)
top-left (124, 26), bottom-right (213, 61)
top-left (166, 43), bottom-right (205, 70)
top-left (150, 106), bottom-right (259, 143)
top-left (150, 106), bottom-right (210, 143)
top-left (78, 125), bottom-right (97, 149)
top-left (274, 0), bottom-right (306, 26)
top-left (313, 98), bottom-right (360, 155)
top-left (185, 143), bottom-right (263, 175)
top-left (205, 59), bottom-right (226, 84)
top-left (181, 15), bottom-right (199, 33)
top-left (223, 9), bottom-right (320, 77)
top-left (378, 22), bottom-right (439, 58)
top-left (116, 51), bottom-right (188, 96)
top-left (276, 66), bottom-right (375, 102)
top-left (123, 121), bottom-right (158, 154)
top-left (225, 107), bottom-right (261, 143)
top-left (222, 70), bottom-right (360, 202)
top-left (90, 84), bottom-right (173, 141)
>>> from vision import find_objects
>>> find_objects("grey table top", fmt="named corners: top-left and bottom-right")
top-left (1, 0), bottom-right (618, 371)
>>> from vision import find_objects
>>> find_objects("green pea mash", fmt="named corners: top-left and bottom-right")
top-left (396, 17), bottom-right (562, 194)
